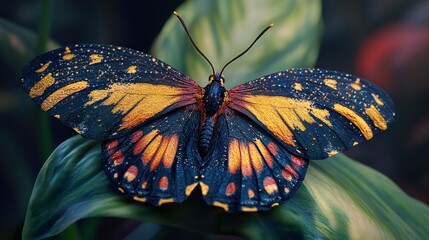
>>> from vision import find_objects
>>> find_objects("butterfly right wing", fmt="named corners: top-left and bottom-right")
top-left (102, 105), bottom-right (201, 205)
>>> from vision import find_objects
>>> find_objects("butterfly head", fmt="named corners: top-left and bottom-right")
top-left (209, 73), bottom-right (225, 87)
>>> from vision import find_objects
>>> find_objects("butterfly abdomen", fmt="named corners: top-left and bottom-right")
top-left (199, 116), bottom-right (213, 157)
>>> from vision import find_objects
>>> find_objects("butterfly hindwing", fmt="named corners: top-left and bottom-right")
top-left (200, 108), bottom-right (309, 212)
top-left (228, 68), bottom-right (395, 160)
top-left (102, 105), bottom-right (201, 205)
top-left (21, 44), bottom-right (201, 140)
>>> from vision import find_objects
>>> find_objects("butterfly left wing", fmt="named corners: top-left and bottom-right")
top-left (227, 68), bottom-right (395, 160)
top-left (200, 109), bottom-right (309, 212)
top-left (21, 44), bottom-right (201, 140)
top-left (102, 105), bottom-right (201, 205)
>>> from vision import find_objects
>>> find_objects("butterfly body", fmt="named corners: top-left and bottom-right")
top-left (199, 73), bottom-right (227, 157)
top-left (22, 44), bottom-right (395, 212)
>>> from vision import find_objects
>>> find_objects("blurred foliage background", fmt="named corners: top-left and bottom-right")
top-left (0, 0), bottom-right (428, 239)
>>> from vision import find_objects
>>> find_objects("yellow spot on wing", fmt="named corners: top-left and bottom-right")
top-left (62, 47), bottom-right (75, 60)
top-left (324, 78), bottom-right (338, 90)
top-left (239, 95), bottom-right (331, 146)
top-left (333, 104), bottom-right (373, 140)
top-left (213, 201), bottom-right (229, 211)
top-left (294, 82), bottom-right (303, 91)
top-left (199, 182), bottom-right (209, 195)
top-left (89, 54), bottom-right (104, 65)
top-left (371, 93), bottom-right (384, 106)
top-left (133, 196), bottom-right (146, 202)
top-left (365, 105), bottom-right (387, 130)
top-left (85, 83), bottom-right (183, 129)
top-left (29, 73), bottom-right (55, 98)
top-left (36, 61), bottom-right (52, 73)
top-left (158, 198), bottom-right (174, 205)
top-left (185, 183), bottom-right (198, 196)
top-left (118, 187), bottom-right (124, 193)
top-left (63, 53), bottom-right (75, 60)
top-left (242, 207), bottom-right (258, 212)
top-left (126, 65), bottom-right (138, 74)
top-left (41, 81), bottom-right (89, 111)
top-left (350, 78), bottom-right (361, 90)
top-left (328, 150), bottom-right (338, 157)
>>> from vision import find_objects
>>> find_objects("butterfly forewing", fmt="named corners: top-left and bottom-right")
top-left (201, 109), bottom-right (309, 212)
top-left (22, 44), bottom-right (201, 140)
top-left (228, 68), bottom-right (395, 160)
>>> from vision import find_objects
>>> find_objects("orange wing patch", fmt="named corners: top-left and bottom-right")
top-left (333, 103), bottom-right (373, 140)
top-left (136, 131), bottom-right (180, 171)
top-left (29, 73), bottom-right (55, 98)
top-left (89, 54), bottom-right (104, 65)
top-left (227, 138), bottom-right (282, 176)
top-left (85, 83), bottom-right (184, 130)
top-left (239, 95), bottom-right (332, 147)
top-left (41, 81), bottom-right (89, 111)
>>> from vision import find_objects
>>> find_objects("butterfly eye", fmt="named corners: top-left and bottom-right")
top-left (209, 75), bottom-right (215, 83)
top-left (220, 77), bottom-right (225, 87)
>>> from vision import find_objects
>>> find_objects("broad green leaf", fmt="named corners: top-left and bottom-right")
top-left (152, 0), bottom-right (322, 88)
top-left (0, 17), bottom-right (58, 75)
top-left (23, 136), bottom-right (429, 239)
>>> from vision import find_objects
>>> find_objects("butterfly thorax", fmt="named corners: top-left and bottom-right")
top-left (202, 74), bottom-right (226, 115)
top-left (199, 74), bottom-right (227, 158)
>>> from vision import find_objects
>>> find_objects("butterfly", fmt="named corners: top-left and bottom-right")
top-left (21, 12), bottom-right (395, 213)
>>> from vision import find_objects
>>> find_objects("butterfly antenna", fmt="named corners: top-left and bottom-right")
top-left (219, 24), bottom-right (274, 77)
top-left (174, 11), bottom-right (216, 76)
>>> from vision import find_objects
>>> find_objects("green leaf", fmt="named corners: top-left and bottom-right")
top-left (23, 136), bottom-right (429, 239)
top-left (152, 0), bottom-right (322, 88)
top-left (0, 17), bottom-right (58, 75)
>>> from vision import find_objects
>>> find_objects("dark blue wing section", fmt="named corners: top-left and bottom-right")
top-left (200, 108), bottom-right (309, 212)
top-left (21, 44), bottom-right (201, 140)
top-left (102, 105), bottom-right (201, 206)
top-left (228, 68), bottom-right (395, 160)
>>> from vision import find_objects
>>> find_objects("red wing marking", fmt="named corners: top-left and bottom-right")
top-left (263, 177), bottom-right (278, 195)
top-left (124, 165), bottom-right (138, 182)
top-left (111, 150), bottom-right (124, 166)
top-left (131, 130), bottom-right (143, 143)
top-left (225, 182), bottom-right (237, 196)
top-left (158, 176), bottom-right (169, 191)
top-left (106, 140), bottom-right (118, 155)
